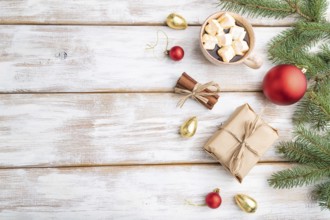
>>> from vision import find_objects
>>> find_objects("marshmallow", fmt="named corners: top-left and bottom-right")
top-left (218, 13), bottom-right (236, 28)
top-left (216, 29), bottom-right (226, 37)
top-left (202, 34), bottom-right (218, 50)
top-left (232, 40), bottom-right (249, 55)
top-left (230, 26), bottom-right (246, 41)
top-left (218, 46), bottom-right (236, 63)
top-left (217, 33), bottom-right (233, 47)
top-left (205, 19), bottom-right (223, 36)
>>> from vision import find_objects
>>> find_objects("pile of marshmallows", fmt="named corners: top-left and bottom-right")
top-left (202, 13), bottom-right (249, 63)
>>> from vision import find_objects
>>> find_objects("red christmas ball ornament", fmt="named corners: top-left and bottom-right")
top-left (168, 46), bottom-right (184, 61)
top-left (205, 188), bottom-right (222, 209)
top-left (146, 31), bottom-right (185, 61)
top-left (262, 64), bottom-right (307, 105)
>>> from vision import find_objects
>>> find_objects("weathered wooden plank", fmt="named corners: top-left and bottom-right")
top-left (0, 93), bottom-right (294, 167)
top-left (1, 0), bottom-right (326, 26)
top-left (0, 164), bottom-right (328, 219)
top-left (0, 26), bottom-right (285, 93)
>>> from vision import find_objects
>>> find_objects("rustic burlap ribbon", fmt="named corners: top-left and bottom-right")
top-left (220, 116), bottom-right (263, 175)
top-left (174, 82), bottom-right (220, 108)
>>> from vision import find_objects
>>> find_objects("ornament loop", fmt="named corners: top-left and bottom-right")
top-left (296, 64), bottom-right (308, 73)
top-left (146, 30), bottom-right (169, 55)
top-left (184, 199), bottom-right (206, 207)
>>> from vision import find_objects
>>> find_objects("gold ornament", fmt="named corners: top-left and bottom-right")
top-left (180, 116), bottom-right (197, 138)
top-left (166, 13), bottom-right (188, 30)
top-left (234, 194), bottom-right (257, 213)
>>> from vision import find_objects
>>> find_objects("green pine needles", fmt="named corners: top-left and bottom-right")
top-left (218, 0), bottom-right (328, 21)
top-left (218, 0), bottom-right (330, 210)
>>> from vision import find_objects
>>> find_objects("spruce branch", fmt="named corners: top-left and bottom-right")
top-left (218, 0), bottom-right (324, 21)
top-left (294, 126), bottom-right (330, 162)
top-left (218, 0), bottom-right (294, 19)
top-left (277, 141), bottom-right (329, 164)
top-left (285, 0), bottom-right (313, 21)
top-left (268, 22), bottom-right (330, 77)
top-left (268, 165), bottom-right (330, 188)
top-left (268, 49), bottom-right (328, 77)
top-left (304, 0), bottom-right (329, 22)
top-left (268, 22), bottom-right (330, 54)
top-left (295, 21), bottom-right (330, 37)
top-left (318, 44), bottom-right (330, 64)
top-left (312, 72), bottom-right (330, 91)
top-left (294, 78), bottom-right (330, 129)
top-left (312, 182), bottom-right (330, 209)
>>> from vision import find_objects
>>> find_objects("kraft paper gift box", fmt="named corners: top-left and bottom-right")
top-left (204, 103), bottom-right (279, 182)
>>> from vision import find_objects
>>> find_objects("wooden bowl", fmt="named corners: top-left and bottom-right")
top-left (200, 12), bottom-right (262, 69)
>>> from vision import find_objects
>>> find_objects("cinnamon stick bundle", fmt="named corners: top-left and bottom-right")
top-left (175, 72), bottom-right (220, 110)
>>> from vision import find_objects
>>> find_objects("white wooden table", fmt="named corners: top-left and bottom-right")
top-left (0, 1), bottom-right (329, 219)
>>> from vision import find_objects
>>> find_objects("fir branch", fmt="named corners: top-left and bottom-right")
top-left (294, 126), bottom-right (330, 162)
top-left (218, 0), bottom-right (320, 21)
top-left (312, 72), bottom-right (330, 91)
top-left (269, 22), bottom-right (330, 54)
top-left (295, 21), bottom-right (330, 36)
top-left (317, 44), bottom-right (330, 64)
top-left (218, 0), bottom-right (298, 19)
top-left (285, 0), bottom-right (313, 21)
top-left (268, 165), bottom-right (330, 188)
top-left (268, 50), bottom-right (328, 78)
top-left (277, 141), bottom-right (329, 164)
top-left (304, 0), bottom-right (329, 22)
top-left (293, 22), bottom-right (330, 55)
top-left (294, 78), bottom-right (330, 129)
top-left (268, 22), bottom-right (330, 77)
top-left (312, 182), bottom-right (330, 209)
top-left (268, 29), bottom-right (296, 50)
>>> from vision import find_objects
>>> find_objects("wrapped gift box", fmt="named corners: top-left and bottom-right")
top-left (204, 103), bottom-right (279, 182)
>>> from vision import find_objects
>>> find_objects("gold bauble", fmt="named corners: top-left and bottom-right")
top-left (166, 13), bottom-right (188, 30)
top-left (234, 194), bottom-right (258, 213)
top-left (180, 116), bottom-right (197, 138)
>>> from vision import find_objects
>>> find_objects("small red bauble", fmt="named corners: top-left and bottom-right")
top-left (205, 189), bottom-right (222, 209)
top-left (168, 46), bottom-right (184, 61)
top-left (262, 64), bottom-right (307, 105)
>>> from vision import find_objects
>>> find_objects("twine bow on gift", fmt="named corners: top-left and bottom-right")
top-left (174, 82), bottom-right (220, 108)
top-left (220, 116), bottom-right (263, 175)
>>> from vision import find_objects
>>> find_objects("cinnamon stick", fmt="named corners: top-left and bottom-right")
top-left (175, 72), bottom-right (219, 109)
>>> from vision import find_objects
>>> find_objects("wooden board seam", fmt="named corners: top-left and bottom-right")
top-left (0, 90), bottom-right (263, 95)
top-left (0, 22), bottom-right (293, 27)
top-left (0, 161), bottom-right (295, 170)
